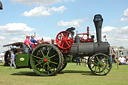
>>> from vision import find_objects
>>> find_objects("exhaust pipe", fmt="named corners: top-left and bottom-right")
top-left (93, 14), bottom-right (103, 42)
top-left (0, 1), bottom-right (3, 10)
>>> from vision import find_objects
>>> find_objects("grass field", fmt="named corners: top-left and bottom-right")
top-left (0, 63), bottom-right (128, 85)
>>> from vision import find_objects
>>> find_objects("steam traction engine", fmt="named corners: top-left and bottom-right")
top-left (4, 14), bottom-right (112, 76)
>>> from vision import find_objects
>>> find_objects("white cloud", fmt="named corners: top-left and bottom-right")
top-left (124, 8), bottom-right (128, 17)
top-left (99, 26), bottom-right (128, 48)
top-left (0, 36), bottom-right (5, 40)
top-left (10, 37), bottom-right (24, 42)
top-left (120, 18), bottom-right (128, 22)
top-left (49, 6), bottom-right (66, 12)
top-left (22, 6), bottom-right (66, 17)
top-left (0, 23), bottom-right (35, 35)
top-left (12, 0), bottom-right (62, 5)
top-left (22, 6), bottom-right (50, 17)
top-left (12, 0), bottom-right (75, 5)
top-left (117, 26), bottom-right (128, 34)
top-left (92, 25), bottom-right (128, 48)
top-left (0, 36), bottom-right (24, 53)
top-left (64, 0), bottom-right (75, 2)
top-left (102, 26), bottom-right (117, 33)
top-left (120, 8), bottom-right (128, 22)
top-left (57, 19), bottom-right (84, 27)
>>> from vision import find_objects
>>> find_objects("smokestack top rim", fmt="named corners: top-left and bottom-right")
top-left (93, 14), bottom-right (103, 22)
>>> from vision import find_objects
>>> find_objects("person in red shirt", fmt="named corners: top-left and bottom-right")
top-left (24, 34), bottom-right (32, 50)
top-left (24, 34), bottom-right (33, 53)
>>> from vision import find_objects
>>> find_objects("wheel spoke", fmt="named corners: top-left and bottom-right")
top-left (65, 33), bottom-right (69, 39)
top-left (50, 54), bottom-right (57, 59)
top-left (47, 64), bottom-right (54, 74)
top-left (67, 40), bottom-right (72, 45)
top-left (41, 63), bottom-right (46, 72)
top-left (93, 62), bottom-right (98, 66)
top-left (32, 55), bottom-right (42, 59)
top-left (49, 61), bottom-right (58, 65)
top-left (61, 42), bottom-right (64, 47)
top-left (67, 39), bottom-right (73, 41)
top-left (106, 62), bottom-right (110, 70)
top-left (60, 33), bottom-right (64, 39)
top-left (41, 50), bottom-right (45, 57)
top-left (33, 58), bottom-right (39, 63)
top-left (47, 64), bottom-right (52, 71)
top-left (95, 65), bottom-right (96, 71)
top-left (68, 41), bottom-right (71, 45)
top-left (47, 47), bottom-right (52, 56)
top-left (65, 41), bottom-right (70, 47)
top-left (56, 39), bottom-right (63, 42)
top-left (96, 56), bottom-right (100, 62)
top-left (96, 66), bottom-right (100, 72)
top-left (35, 62), bottom-right (43, 67)
top-left (101, 67), bottom-right (106, 73)
top-left (99, 67), bottom-right (101, 72)
top-left (91, 65), bottom-right (95, 69)
top-left (63, 32), bottom-right (67, 37)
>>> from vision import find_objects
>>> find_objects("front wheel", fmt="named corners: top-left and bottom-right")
top-left (88, 53), bottom-right (112, 76)
top-left (58, 63), bottom-right (67, 72)
top-left (30, 44), bottom-right (63, 76)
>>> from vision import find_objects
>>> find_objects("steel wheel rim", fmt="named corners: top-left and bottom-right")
top-left (30, 44), bottom-right (62, 76)
top-left (4, 51), bottom-right (11, 66)
top-left (88, 53), bottom-right (112, 76)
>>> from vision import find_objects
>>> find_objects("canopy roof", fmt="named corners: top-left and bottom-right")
top-left (3, 42), bottom-right (23, 47)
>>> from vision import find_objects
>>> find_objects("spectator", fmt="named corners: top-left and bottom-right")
top-left (119, 55), bottom-right (126, 65)
top-left (119, 50), bottom-right (123, 56)
top-left (9, 52), bottom-right (16, 69)
top-left (125, 57), bottom-right (128, 65)
top-left (76, 57), bottom-right (81, 65)
top-left (110, 48), bottom-right (116, 63)
top-left (112, 53), bottom-right (117, 63)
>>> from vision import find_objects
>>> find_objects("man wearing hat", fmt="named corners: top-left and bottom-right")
top-left (24, 34), bottom-right (32, 53)
top-left (30, 35), bottom-right (37, 50)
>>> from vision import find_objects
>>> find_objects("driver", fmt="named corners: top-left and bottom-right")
top-left (24, 34), bottom-right (32, 53)
top-left (30, 35), bottom-right (37, 49)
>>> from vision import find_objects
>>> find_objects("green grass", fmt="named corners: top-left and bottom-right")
top-left (0, 63), bottom-right (128, 85)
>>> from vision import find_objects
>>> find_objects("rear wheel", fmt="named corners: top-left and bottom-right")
top-left (4, 51), bottom-right (11, 66)
top-left (30, 44), bottom-right (63, 76)
top-left (88, 53), bottom-right (112, 76)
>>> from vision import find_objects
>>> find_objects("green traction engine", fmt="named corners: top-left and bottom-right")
top-left (4, 14), bottom-right (112, 76)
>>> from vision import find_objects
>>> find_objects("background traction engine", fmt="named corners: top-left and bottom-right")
top-left (14, 14), bottom-right (112, 76)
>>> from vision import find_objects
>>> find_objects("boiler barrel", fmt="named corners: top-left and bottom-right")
top-left (70, 42), bottom-right (110, 56)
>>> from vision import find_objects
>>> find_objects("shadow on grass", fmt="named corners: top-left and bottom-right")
top-left (11, 71), bottom-right (39, 76)
top-left (10, 70), bottom-right (96, 76)
top-left (59, 70), bottom-right (96, 76)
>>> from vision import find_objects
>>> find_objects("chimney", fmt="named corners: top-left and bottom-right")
top-left (0, 1), bottom-right (3, 10)
top-left (93, 14), bottom-right (103, 42)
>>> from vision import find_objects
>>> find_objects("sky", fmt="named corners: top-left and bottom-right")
top-left (0, 0), bottom-right (128, 52)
